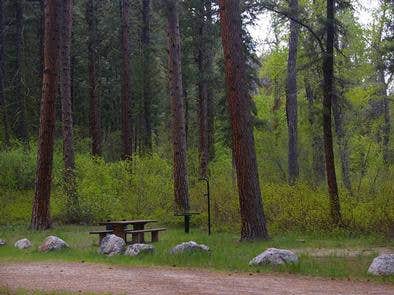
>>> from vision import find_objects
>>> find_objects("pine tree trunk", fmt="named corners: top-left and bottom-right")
top-left (305, 80), bottom-right (325, 185)
top-left (378, 65), bottom-right (391, 165)
top-left (59, 0), bottom-right (79, 221)
top-left (165, 0), bottom-right (190, 212)
top-left (120, 0), bottom-right (132, 159)
top-left (195, 0), bottom-right (209, 178)
top-left (15, 0), bottom-right (28, 142)
top-left (332, 91), bottom-right (352, 194)
top-left (0, 0), bottom-right (9, 147)
top-left (323, 0), bottom-right (341, 226)
top-left (205, 0), bottom-right (215, 161)
top-left (286, 0), bottom-right (299, 185)
top-left (141, 0), bottom-right (152, 153)
top-left (31, 0), bottom-right (59, 230)
top-left (86, 0), bottom-right (101, 156)
top-left (218, 0), bottom-right (269, 240)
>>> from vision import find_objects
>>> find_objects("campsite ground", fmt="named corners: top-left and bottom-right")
top-left (0, 225), bottom-right (393, 292)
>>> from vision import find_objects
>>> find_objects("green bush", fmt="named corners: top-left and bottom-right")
top-left (0, 146), bottom-right (393, 236)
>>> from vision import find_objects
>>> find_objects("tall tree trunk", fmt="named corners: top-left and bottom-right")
top-left (305, 79), bottom-right (325, 185)
top-left (323, 0), bottom-right (341, 225)
top-left (31, 0), bottom-right (59, 230)
top-left (165, 0), bottom-right (189, 212)
top-left (0, 0), bottom-right (9, 147)
top-left (378, 64), bottom-right (391, 165)
top-left (195, 0), bottom-right (209, 178)
top-left (332, 90), bottom-right (352, 194)
top-left (218, 0), bottom-right (269, 240)
top-left (120, 0), bottom-right (132, 159)
top-left (15, 0), bottom-right (28, 142)
top-left (205, 0), bottom-right (215, 162)
top-left (141, 0), bottom-right (152, 153)
top-left (59, 0), bottom-right (79, 221)
top-left (86, 0), bottom-right (101, 156)
top-left (286, 0), bottom-right (299, 185)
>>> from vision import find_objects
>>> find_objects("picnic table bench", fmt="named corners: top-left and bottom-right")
top-left (89, 219), bottom-right (166, 244)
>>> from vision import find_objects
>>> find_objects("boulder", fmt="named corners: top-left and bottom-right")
top-left (170, 241), bottom-right (210, 254)
top-left (99, 234), bottom-right (125, 256)
top-left (368, 254), bottom-right (394, 276)
top-left (39, 236), bottom-right (69, 252)
top-left (124, 244), bottom-right (154, 256)
top-left (249, 248), bottom-right (298, 266)
top-left (14, 239), bottom-right (32, 250)
top-left (0, 239), bottom-right (5, 246)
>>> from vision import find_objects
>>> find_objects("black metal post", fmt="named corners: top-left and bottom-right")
top-left (200, 177), bottom-right (211, 235)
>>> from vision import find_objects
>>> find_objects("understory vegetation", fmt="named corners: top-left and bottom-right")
top-left (0, 143), bottom-right (392, 235)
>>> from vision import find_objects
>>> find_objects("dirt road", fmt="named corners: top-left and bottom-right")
top-left (0, 262), bottom-right (393, 294)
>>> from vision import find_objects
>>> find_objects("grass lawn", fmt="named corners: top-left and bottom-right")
top-left (0, 225), bottom-right (393, 284)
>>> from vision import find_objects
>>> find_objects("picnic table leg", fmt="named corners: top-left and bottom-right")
top-left (133, 223), bottom-right (146, 243)
top-left (185, 215), bottom-right (190, 233)
top-left (113, 224), bottom-right (126, 241)
top-left (151, 231), bottom-right (159, 242)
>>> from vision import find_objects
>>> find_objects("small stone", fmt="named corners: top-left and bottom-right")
top-left (170, 241), bottom-right (210, 254)
top-left (39, 236), bottom-right (69, 252)
top-left (249, 248), bottom-right (298, 266)
top-left (14, 239), bottom-right (32, 249)
top-left (0, 239), bottom-right (5, 246)
top-left (368, 254), bottom-right (394, 276)
top-left (124, 244), bottom-right (154, 256)
top-left (99, 234), bottom-right (125, 256)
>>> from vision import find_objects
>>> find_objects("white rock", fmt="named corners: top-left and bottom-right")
top-left (99, 234), bottom-right (125, 256)
top-left (39, 236), bottom-right (69, 252)
top-left (249, 248), bottom-right (298, 266)
top-left (0, 239), bottom-right (5, 246)
top-left (125, 244), bottom-right (154, 256)
top-left (368, 254), bottom-right (394, 276)
top-left (14, 239), bottom-right (32, 249)
top-left (170, 241), bottom-right (210, 254)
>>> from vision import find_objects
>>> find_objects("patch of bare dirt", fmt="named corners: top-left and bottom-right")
top-left (0, 262), bottom-right (393, 295)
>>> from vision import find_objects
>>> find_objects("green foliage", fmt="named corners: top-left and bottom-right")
top-left (0, 147), bottom-right (392, 236)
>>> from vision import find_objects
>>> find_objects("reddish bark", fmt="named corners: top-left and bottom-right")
top-left (120, 0), bottom-right (132, 159)
top-left (31, 0), bottom-right (59, 230)
top-left (59, 0), bottom-right (79, 221)
top-left (218, 0), bottom-right (269, 240)
top-left (165, 0), bottom-right (190, 212)
top-left (86, 0), bottom-right (101, 156)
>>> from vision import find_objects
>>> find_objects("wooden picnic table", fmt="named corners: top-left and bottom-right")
top-left (98, 220), bottom-right (157, 241)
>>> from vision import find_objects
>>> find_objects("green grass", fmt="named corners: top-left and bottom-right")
top-left (0, 225), bottom-right (393, 284)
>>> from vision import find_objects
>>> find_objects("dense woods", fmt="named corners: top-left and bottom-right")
top-left (0, 0), bottom-right (392, 239)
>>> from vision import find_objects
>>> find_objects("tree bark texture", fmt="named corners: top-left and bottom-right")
top-left (286, 0), bottom-right (299, 185)
top-left (323, 0), bottom-right (341, 225)
top-left (332, 91), bottom-right (352, 194)
top-left (195, 0), bottom-right (209, 178)
top-left (305, 79), bottom-right (325, 185)
top-left (86, 0), bottom-right (101, 156)
top-left (31, 0), bottom-right (59, 230)
top-left (218, 0), bottom-right (269, 240)
top-left (141, 0), bottom-right (152, 153)
top-left (120, 0), bottom-right (132, 159)
top-left (0, 0), bottom-right (9, 147)
top-left (15, 0), bottom-right (28, 142)
top-left (59, 0), bottom-right (79, 221)
top-left (165, 0), bottom-right (190, 212)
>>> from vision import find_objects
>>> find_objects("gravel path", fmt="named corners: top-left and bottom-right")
top-left (0, 262), bottom-right (393, 295)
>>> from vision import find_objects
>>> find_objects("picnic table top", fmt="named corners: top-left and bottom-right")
top-left (98, 219), bottom-right (157, 225)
